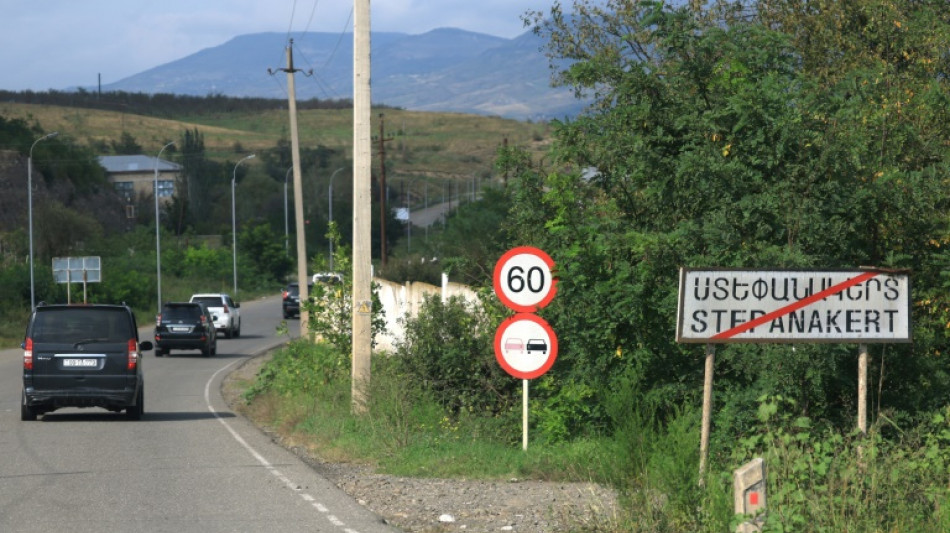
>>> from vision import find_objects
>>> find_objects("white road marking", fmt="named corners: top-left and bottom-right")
top-left (205, 359), bottom-right (361, 532)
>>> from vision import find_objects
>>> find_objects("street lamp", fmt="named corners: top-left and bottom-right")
top-left (154, 141), bottom-right (175, 314)
top-left (327, 167), bottom-right (344, 271)
top-left (28, 131), bottom-right (58, 310)
top-left (232, 154), bottom-right (255, 294)
top-left (402, 177), bottom-right (417, 253)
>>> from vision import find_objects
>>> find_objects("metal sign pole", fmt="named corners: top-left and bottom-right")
top-left (523, 379), bottom-right (529, 451)
top-left (700, 342), bottom-right (715, 485)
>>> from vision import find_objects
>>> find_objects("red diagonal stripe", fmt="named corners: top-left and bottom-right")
top-left (711, 271), bottom-right (880, 340)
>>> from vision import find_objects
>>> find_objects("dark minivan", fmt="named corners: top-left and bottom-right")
top-left (21, 303), bottom-right (152, 421)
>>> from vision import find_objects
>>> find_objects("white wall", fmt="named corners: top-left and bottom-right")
top-left (373, 274), bottom-right (479, 352)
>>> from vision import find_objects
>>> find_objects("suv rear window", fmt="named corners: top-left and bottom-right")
top-left (31, 307), bottom-right (134, 343)
top-left (192, 296), bottom-right (224, 307)
top-left (162, 305), bottom-right (203, 321)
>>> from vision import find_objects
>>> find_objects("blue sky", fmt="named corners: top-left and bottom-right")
top-left (1, 0), bottom-right (556, 92)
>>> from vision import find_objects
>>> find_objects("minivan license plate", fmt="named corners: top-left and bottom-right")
top-left (63, 359), bottom-right (98, 367)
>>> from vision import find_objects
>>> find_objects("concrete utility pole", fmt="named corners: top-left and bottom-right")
top-left (273, 40), bottom-right (312, 339)
top-left (352, 0), bottom-right (373, 414)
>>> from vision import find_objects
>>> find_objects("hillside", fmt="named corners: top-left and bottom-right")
top-left (93, 29), bottom-right (587, 121)
top-left (0, 102), bottom-right (552, 179)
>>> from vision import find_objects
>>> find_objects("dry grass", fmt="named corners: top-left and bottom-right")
top-left (1, 102), bottom-right (553, 180)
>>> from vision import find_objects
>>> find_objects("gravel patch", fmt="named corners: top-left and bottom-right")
top-left (223, 352), bottom-right (621, 532)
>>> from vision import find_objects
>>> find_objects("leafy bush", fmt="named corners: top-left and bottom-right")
top-left (243, 339), bottom-right (348, 401)
top-left (303, 224), bottom-right (386, 353)
top-left (729, 396), bottom-right (950, 531)
top-left (393, 293), bottom-right (517, 419)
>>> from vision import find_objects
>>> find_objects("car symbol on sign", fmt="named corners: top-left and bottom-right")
top-left (504, 338), bottom-right (524, 354)
top-left (526, 339), bottom-right (547, 355)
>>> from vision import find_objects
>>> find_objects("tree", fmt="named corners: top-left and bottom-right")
top-left (238, 221), bottom-right (292, 284)
top-left (110, 131), bottom-right (142, 155)
top-left (516, 0), bottom-right (950, 436)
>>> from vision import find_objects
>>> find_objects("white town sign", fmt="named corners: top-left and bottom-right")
top-left (676, 269), bottom-right (911, 344)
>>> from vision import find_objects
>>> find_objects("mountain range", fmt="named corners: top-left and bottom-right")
top-left (96, 28), bottom-right (586, 121)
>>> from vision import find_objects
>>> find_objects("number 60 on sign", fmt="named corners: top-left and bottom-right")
top-left (492, 246), bottom-right (557, 313)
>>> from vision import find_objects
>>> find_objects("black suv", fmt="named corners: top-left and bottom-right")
top-left (154, 302), bottom-right (217, 357)
top-left (21, 303), bottom-right (152, 421)
top-left (282, 281), bottom-right (311, 319)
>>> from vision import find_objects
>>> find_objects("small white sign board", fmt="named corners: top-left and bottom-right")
top-left (53, 256), bottom-right (102, 283)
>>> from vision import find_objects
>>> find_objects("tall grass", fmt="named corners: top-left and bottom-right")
top-left (241, 342), bottom-right (950, 532)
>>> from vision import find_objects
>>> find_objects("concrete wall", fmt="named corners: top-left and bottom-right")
top-left (374, 273), bottom-right (479, 352)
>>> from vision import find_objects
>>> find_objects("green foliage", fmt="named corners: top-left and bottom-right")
top-left (304, 223), bottom-right (386, 353)
top-left (728, 396), bottom-right (950, 531)
top-left (393, 293), bottom-right (517, 420)
top-left (512, 0), bottom-right (950, 442)
top-left (238, 221), bottom-right (291, 285)
top-left (432, 187), bottom-right (513, 285)
top-left (243, 339), bottom-right (348, 401)
top-left (110, 131), bottom-right (142, 155)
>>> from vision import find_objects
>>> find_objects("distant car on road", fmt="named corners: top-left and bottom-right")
top-left (282, 281), bottom-right (312, 319)
top-left (154, 302), bottom-right (217, 357)
top-left (20, 303), bottom-right (151, 421)
top-left (190, 293), bottom-right (241, 338)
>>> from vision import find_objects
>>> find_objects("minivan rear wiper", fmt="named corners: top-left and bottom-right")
top-left (73, 338), bottom-right (109, 347)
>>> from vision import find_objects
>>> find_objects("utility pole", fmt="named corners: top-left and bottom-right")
top-left (502, 137), bottom-right (509, 189)
top-left (352, 0), bottom-right (373, 414)
top-left (271, 40), bottom-right (311, 339)
top-left (376, 113), bottom-right (394, 267)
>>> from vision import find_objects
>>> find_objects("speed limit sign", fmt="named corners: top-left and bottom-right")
top-left (493, 246), bottom-right (557, 312)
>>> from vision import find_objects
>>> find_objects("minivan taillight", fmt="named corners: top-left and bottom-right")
top-left (127, 339), bottom-right (139, 370)
top-left (24, 338), bottom-right (33, 370)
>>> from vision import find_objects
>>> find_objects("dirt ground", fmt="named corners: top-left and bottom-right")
top-left (222, 352), bottom-right (622, 533)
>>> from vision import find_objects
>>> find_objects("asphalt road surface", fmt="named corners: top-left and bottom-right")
top-left (0, 296), bottom-right (400, 533)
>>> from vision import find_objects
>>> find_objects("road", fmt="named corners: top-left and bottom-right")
top-left (0, 296), bottom-right (400, 533)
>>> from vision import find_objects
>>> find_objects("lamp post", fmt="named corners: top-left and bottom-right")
top-left (284, 167), bottom-right (292, 252)
top-left (232, 154), bottom-right (255, 294)
top-left (403, 177), bottom-right (417, 253)
top-left (327, 167), bottom-right (344, 271)
top-left (154, 141), bottom-right (175, 314)
top-left (28, 131), bottom-right (58, 311)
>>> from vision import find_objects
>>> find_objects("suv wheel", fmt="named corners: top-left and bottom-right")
top-left (233, 321), bottom-right (241, 338)
top-left (20, 390), bottom-right (37, 421)
top-left (155, 346), bottom-right (165, 357)
top-left (126, 386), bottom-right (144, 420)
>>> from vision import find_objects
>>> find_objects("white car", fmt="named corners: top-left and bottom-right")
top-left (190, 293), bottom-right (241, 338)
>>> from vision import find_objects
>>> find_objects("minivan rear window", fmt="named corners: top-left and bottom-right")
top-left (31, 308), bottom-right (133, 343)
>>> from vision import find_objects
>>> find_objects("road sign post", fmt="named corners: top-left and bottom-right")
top-left (53, 256), bottom-right (101, 304)
top-left (493, 246), bottom-right (558, 450)
top-left (676, 268), bottom-right (911, 481)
